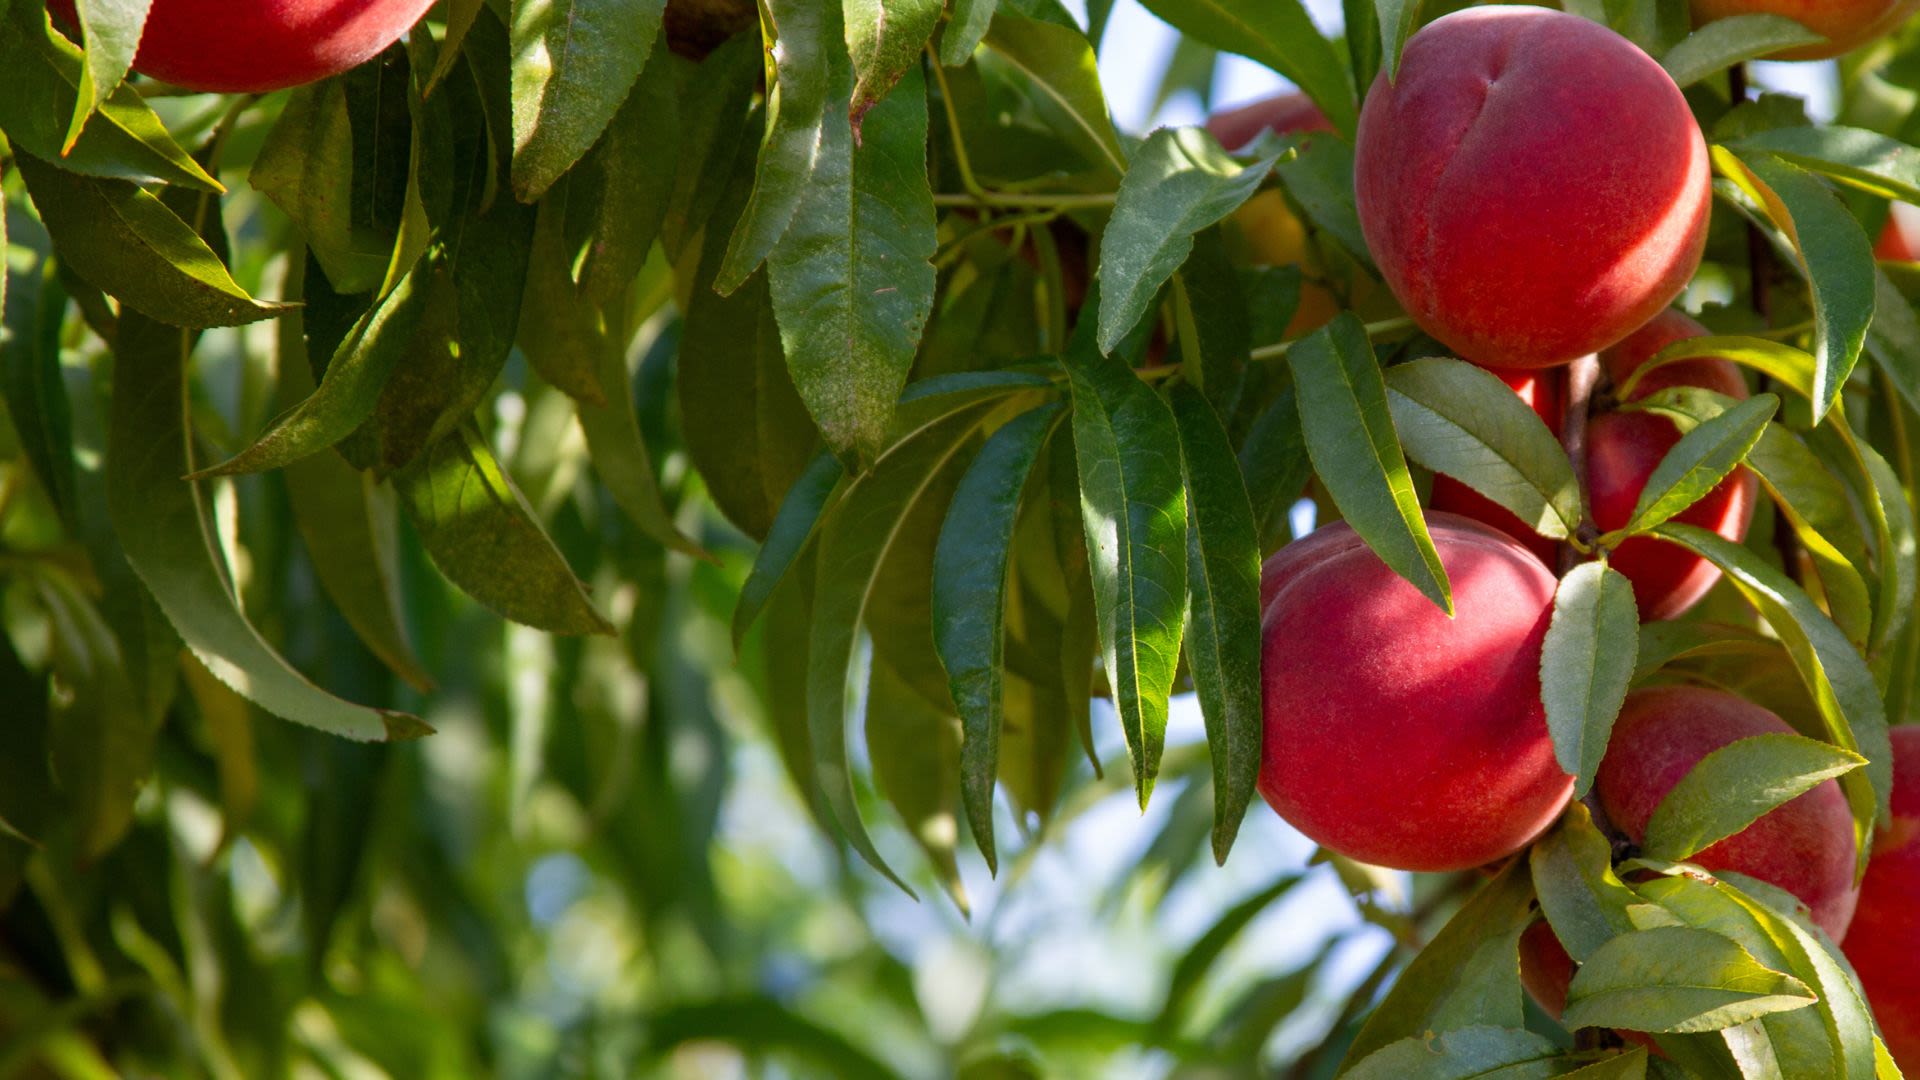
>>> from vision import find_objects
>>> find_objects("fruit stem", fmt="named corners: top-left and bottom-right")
top-left (1557, 353), bottom-right (1603, 575)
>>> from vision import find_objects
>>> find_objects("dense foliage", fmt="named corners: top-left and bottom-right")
top-left (3, 0), bottom-right (1920, 1075)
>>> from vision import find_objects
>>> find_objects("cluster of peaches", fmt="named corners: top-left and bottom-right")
top-left (1215, 2), bottom-right (1919, 1061)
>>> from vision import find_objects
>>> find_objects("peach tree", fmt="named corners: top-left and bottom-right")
top-left (0, 0), bottom-right (1918, 1074)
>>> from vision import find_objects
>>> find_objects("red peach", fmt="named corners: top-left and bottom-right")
top-left (1429, 365), bottom-right (1567, 567)
top-left (50, 0), bottom-right (436, 94)
top-left (1204, 92), bottom-right (1332, 154)
top-left (1259, 513), bottom-right (1573, 871)
top-left (1879, 203), bottom-right (1920, 262)
top-left (1595, 686), bottom-right (1860, 941)
top-left (1843, 726), bottom-right (1920, 1071)
top-left (1690, 0), bottom-right (1919, 60)
top-left (1354, 8), bottom-right (1710, 369)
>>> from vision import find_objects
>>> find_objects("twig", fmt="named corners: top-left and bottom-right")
top-left (1249, 317), bottom-right (1417, 364)
top-left (1558, 353), bottom-right (1603, 574)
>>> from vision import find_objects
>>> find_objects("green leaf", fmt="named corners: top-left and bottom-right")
top-left (1866, 264), bottom-right (1920, 419)
top-left (941, 0), bottom-right (998, 64)
top-left (509, 0), bottom-right (663, 201)
top-left (61, 0), bottom-right (152, 152)
top-left (810, 407), bottom-right (995, 893)
top-left (1650, 521), bottom-right (1892, 861)
top-left (767, 60), bottom-right (937, 465)
top-left (1642, 733), bottom-right (1866, 862)
top-left (1063, 334), bottom-right (1188, 808)
top-left (1385, 356), bottom-right (1584, 541)
top-left (1622, 334), bottom-right (1816, 402)
top-left (1718, 148), bottom-right (1877, 419)
top-left (106, 314), bottom-right (423, 743)
top-left (1344, 1027), bottom-right (1563, 1080)
top-left (516, 192), bottom-right (608, 406)
top-left (0, 3), bottom-right (220, 192)
top-left (198, 264), bottom-right (428, 477)
top-left (844, 0), bottom-right (940, 130)
top-left (1339, 859), bottom-right (1536, 1069)
top-left (661, 33), bottom-right (761, 261)
top-left (1660, 16), bottom-right (1823, 89)
top-left (982, 14), bottom-right (1127, 176)
top-left (15, 153), bottom-right (287, 329)
top-left (1289, 313), bottom-right (1451, 614)
top-left (1170, 230), bottom-right (1251, 416)
top-left (1167, 382), bottom-right (1262, 863)
top-left (1374, 0), bottom-right (1422, 81)
top-left (1096, 127), bottom-right (1279, 355)
top-left (574, 37), bottom-right (679, 306)
top-left (1530, 803), bottom-right (1641, 963)
top-left (424, 0), bottom-right (484, 94)
top-left (1156, 874), bottom-right (1301, 1033)
top-left (931, 402), bottom-right (1061, 873)
top-left (1561, 1050), bottom-right (1651, 1080)
top-left (1852, 440), bottom-right (1916, 660)
top-left (578, 313), bottom-right (709, 559)
top-left (1735, 126), bottom-right (1920, 206)
top-left (1609, 393), bottom-right (1776, 539)
top-left (1132, 0), bottom-right (1356, 136)
top-left (1, 235), bottom-right (77, 519)
top-left (1271, 134), bottom-right (1370, 265)
top-left (393, 425), bottom-right (616, 636)
top-left (715, 0), bottom-right (832, 293)
top-left (1563, 926), bottom-right (1817, 1034)
top-left (250, 81), bottom-right (395, 296)
top-left (733, 452), bottom-right (845, 650)
top-left (1238, 384), bottom-right (1310, 553)
top-left (865, 653), bottom-right (968, 913)
top-left (1542, 561), bottom-right (1639, 797)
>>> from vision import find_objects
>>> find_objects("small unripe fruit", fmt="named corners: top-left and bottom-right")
top-left (1843, 727), bottom-right (1920, 1071)
top-left (50, 0), bottom-right (437, 94)
top-left (1259, 513), bottom-right (1573, 871)
top-left (1355, 7), bottom-right (1710, 369)
top-left (1596, 686), bottom-right (1860, 940)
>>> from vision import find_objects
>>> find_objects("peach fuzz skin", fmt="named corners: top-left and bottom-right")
top-left (1204, 92), bottom-right (1333, 154)
top-left (1844, 727), bottom-right (1920, 1072)
top-left (1691, 0), bottom-right (1919, 60)
top-left (1354, 7), bottom-right (1710, 370)
top-left (1597, 686), bottom-right (1861, 941)
top-left (1258, 513), bottom-right (1573, 872)
top-left (50, 0), bottom-right (437, 94)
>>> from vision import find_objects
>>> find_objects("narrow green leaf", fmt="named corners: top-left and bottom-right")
top-left (1167, 382), bottom-right (1263, 863)
top-left (250, 81), bottom-right (395, 295)
top-left (1096, 127), bottom-right (1279, 355)
top-left (1238, 384), bottom-right (1309, 553)
top-left (107, 315), bottom-right (423, 743)
top-left (1736, 126), bottom-right (1920, 206)
top-left (809, 408), bottom-right (993, 893)
top-left (578, 315), bottom-right (710, 559)
top-left (1385, 356), bottom-right (1584, 540)
top-left (1650, 521), bottom-right (1892, 858)
top-left (1622, 334), bottom-right (1816, 403)
top-left (1531, 803), bottom-right (1641, 963)
top-left (1063, 336), bottom-right (1188, 808)
top-left (1271, 134), bottom-right (1370, 265)
top-left (1542, 561), bottom-right (1639, 797)
top-left (661, 34), bottom-right (761, 260)
top-left (393, 426), bottom-right (616, 636)
top-left (1374, 0), bottom-right (1422, 81)
top-left (1132, 0), bottom-right (1356, 136)
top-left (1, 236), bottom-right (77, 519)
top-left (1170, 230), bottom-right (1251, 416)
top-left (0, 3), bottom-right (220, 192)
top-left (16, 153), bottom-right (287, 329)
top-left (1715, 877), bottom-right (1879, 1080)
top-left (575, 36), bottom-right (679, 306)
top-left (767, 60), bottom-right (937, 465)
top-left (1661, 16), bottom-right (1822, 89)
top-left (1853, 440), bottom-right (1916, 660)
top-left (1612, 393), bottom-right (1776, 538)
top-left (931, 402), bottom-right (1062, 873)
top-left (1643, 734), bottom-right (1866, 862)
top-left (508, 0), bottom-right (663, 201)
top-left (1564, 926), bottom-right (1816, 1034)
top-left (1718, 148), bottom-right (1876, 419)
top-left (844, 0), bottom-right (940, 130)
top-left (61, 0), bottom-right (151, 152)
top-left (941, 0), bottom-right (998, 63)
top-left (516, 192), bottom-right (607, 406)
top-left (715, 0), bottom-right (831, 293)
top-left (1156, 875), bottom-right (1301, 1032)
top-left (1866, 265), bottom-right (1920, 419)
top-left (1289, 313), bottom-right (1451, 614)
top-left (982, 14), bottom-right (1127, 176)
top-left (866, 654), bottom-right (969, 913)
top-left (198, 265), bottom-right (428, 477)
top-left (733, 452), bottom-right (846, 650)
top-left (425, 0), bottom-right (483, 94)
top-left (1345, 1027), bottom-right (1563, 1080)
top-left (1339, 860), bottom-right (1535, 1069)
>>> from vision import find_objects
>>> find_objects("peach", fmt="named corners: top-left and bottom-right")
top-left (1595, 686), bottom-right (1860, 940)
top-left (1354, 7), bottom-right (1710, 369)
top-left (1429, 365), bottom-right (1567, 567)
top-left (1879, 203), bottom-right (1920, 262)
top-left (1259, 513), bottom-right (1573, 871)
top-left (50, 0), bottom-right (436, 94)
top-left (1844, 726), bottom-right (1920, 1070)
top-left (1204, 92), bottom-right (1332, 154)
top-left (1690, 0), bottom-right (1919, 60)
top-left (1519, 920), bottom-right (1662, 1050)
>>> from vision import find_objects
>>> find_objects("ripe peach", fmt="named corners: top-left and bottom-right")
top-left (1204, 92), bottom-right (1333, 154)
top-left (1595, 686), bottom-right (1860, 940)
top-left (1844, 726), bottom-right (1920, 1070)
top-left (1259, 513), bottom-right (1573, 871)
top-left (1879, 203), bottom-right (1920, 262)
top-left (50, 0), bottom-right (436, 94)
top-left (1429, 365), bottom-right (1567, 567)
top-left (1354, 7), bottom-right (1710, 369)
top-left (1690, 0), bottom-right (1919, 60)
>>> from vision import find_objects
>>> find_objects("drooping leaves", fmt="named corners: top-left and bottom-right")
top-left (1541, 561), bottom-right (1639, 797)
top-left (509, 0), bottom-right (663, 201)
top-left (1562, 926), bottom-right (1817, 1034)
